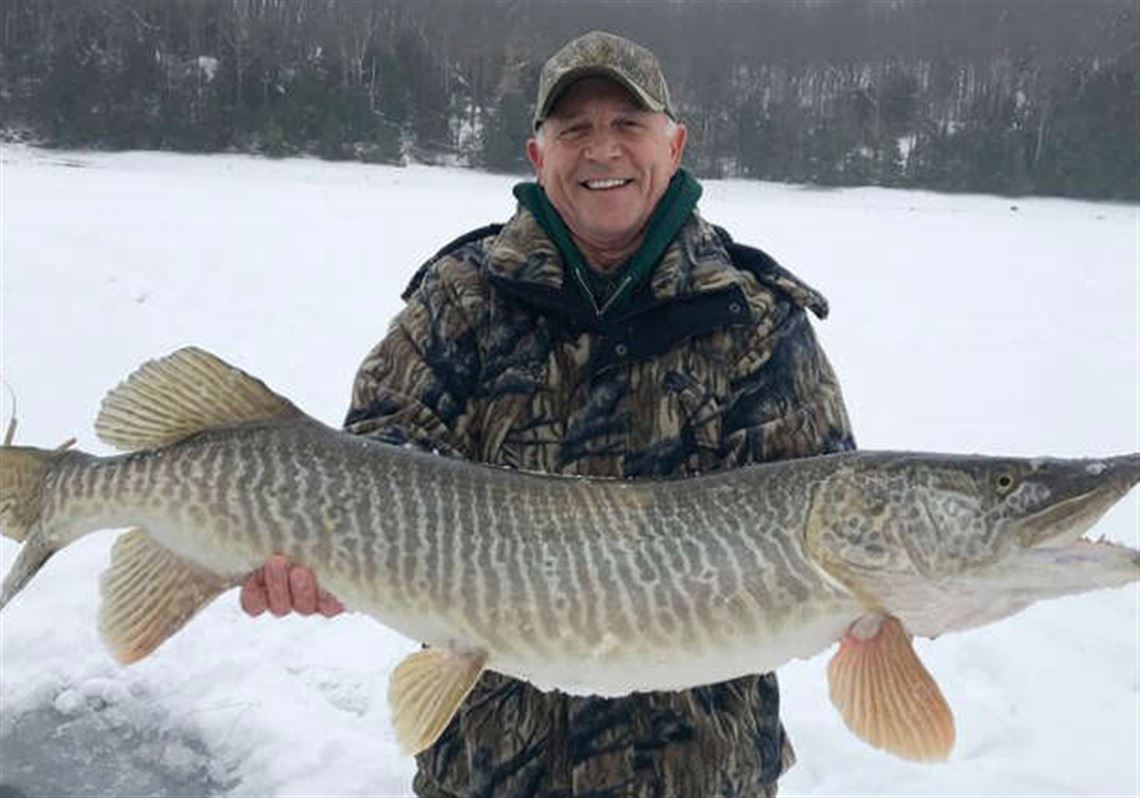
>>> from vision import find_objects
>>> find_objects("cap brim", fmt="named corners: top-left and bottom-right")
top-left (535, 67), bottom-right (666, 129)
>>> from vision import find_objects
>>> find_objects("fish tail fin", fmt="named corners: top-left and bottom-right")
top-left (0, 443), bottom-right (80, 609)
top-left (0, 533), bottom-right (54, 611)
top-left (1, 445), bottom-right (58, 543)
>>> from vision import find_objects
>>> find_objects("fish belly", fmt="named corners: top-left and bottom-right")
top-left (472, 604), bottom-right (859, 696)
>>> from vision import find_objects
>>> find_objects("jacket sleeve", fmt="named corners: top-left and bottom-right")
top-left (343, 256), bottom-right (483, 458)
top-left (722, 303), bottom-right (856, 466)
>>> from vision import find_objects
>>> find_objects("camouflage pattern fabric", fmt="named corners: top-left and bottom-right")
top-left (533, 30), bottom-right (675, 127)
top-left (345, 207), bottom-right (855, 798)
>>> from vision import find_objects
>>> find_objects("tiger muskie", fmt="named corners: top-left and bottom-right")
top-left (1, 348), bottom-right (1137, 761)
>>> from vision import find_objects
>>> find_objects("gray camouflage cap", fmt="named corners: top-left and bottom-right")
top-left (533, 31), bottom-right (675, 129)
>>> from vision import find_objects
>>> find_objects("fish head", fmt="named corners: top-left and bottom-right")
top-left (1005, 453), bottom-right (1139, 549)
top-left (807, 452), bottom-right (1139, 634)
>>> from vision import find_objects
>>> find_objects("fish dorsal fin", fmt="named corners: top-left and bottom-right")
top-left (95, 347), bottom-right (304, 451)
top-left (827, 613), bottom-right (956, 762)
top-left (99, 528), bottom-right (235, 664)
top-left (388, 648), bottom-right (486, 755)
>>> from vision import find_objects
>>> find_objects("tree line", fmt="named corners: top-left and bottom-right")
top-left (1, 0), bottom-right (1136, 200)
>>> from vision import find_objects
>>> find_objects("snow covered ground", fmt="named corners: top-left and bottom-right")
top-left (0, 144), bottom-right (1136, 797)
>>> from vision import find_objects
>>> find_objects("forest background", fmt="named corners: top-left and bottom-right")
top-left (1, 0), bottom-right (1137, 200)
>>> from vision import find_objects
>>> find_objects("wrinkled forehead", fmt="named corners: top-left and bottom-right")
top-left (545, 76), bottom-right (650, 121)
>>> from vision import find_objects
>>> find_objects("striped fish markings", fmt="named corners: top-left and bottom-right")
top-left (1, 348), bottom-right (1137, 762)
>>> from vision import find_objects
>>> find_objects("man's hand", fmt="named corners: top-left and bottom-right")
top-left (240, 555), bottom-right (345, 618)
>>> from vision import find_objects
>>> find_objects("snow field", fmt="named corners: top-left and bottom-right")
top-left (0, 145), bottom-right (1136, 796)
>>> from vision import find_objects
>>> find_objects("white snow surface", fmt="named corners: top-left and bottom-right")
top-left (0, 144), bottom-right (1136, 797)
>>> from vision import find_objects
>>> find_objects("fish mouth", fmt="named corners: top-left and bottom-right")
top-left (1019, 453), bottom-right (1139, 550)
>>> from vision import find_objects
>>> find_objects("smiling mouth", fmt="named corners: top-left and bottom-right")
top-left (581, 178), bottom-right (633, 191)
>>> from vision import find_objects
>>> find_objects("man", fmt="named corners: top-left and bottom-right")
top-left (242, 31), bottom-right (854, 797)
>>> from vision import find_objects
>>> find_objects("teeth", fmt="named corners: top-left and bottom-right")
top-left (584, 178), bottom-right (628, 190)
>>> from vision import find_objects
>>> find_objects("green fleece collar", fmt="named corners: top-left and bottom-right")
top-left (512, 168), bottom-right (702, 322)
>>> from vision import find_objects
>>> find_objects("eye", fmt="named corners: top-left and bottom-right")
top-left (995, 471), bottom-right (1017, 494)
top-left (556, 124), bottom-right (587, 142)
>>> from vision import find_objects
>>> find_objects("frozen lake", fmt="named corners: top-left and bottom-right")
top-left (0, 144), bottom-right (1136, 796)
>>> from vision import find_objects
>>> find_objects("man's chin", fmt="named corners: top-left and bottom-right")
top-left (575, 213), bottom-right (643, 242)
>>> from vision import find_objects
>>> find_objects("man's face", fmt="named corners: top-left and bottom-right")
top-left (526, 78), bottom-right (687, 258)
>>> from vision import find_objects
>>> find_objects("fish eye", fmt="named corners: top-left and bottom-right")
top-left (995, 471), bottom-right (1017, 493)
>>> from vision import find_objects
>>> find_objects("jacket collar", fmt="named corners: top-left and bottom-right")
top-left (484, 203), bottom-right (749, 327)
top-left (510, 169), bottom-right (703, 322)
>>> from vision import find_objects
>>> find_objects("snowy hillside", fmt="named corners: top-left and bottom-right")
top-left (0, 145), bottom-right (1136, 797)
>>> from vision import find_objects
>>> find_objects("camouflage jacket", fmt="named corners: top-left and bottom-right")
top-left (345, 206), bottom-right (855, 798)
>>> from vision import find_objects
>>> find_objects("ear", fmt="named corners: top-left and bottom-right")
top-left (526, 137), bottom-right (544, 183)
top-left (668, 122), bottom-right (688, 171)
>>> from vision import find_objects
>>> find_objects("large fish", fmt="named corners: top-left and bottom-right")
top-left (0, 347), bottom-right (1136, 762)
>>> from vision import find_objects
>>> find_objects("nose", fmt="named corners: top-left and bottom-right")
top-left (582, 130), bottom-right (622, 162)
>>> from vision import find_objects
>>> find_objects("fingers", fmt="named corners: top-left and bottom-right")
top-left (264, 554), bottom-right (293, 617)
top-left (289, 566), bottom-right (318, 616)
top-left (241, 555), bottom-right (345, 618)
top-left (240, 568), bottom-right (269, 616)
top-left (317, 589), bottom-right (346, 618)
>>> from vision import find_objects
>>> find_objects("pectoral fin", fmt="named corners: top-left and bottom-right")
top-left (827, 613), bottom-right (955, 762)
top-left (388, 648), bottom-right (486, 755)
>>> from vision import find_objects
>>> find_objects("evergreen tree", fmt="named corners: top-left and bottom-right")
top-left (0, 0), bottom-right (1134, 199)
